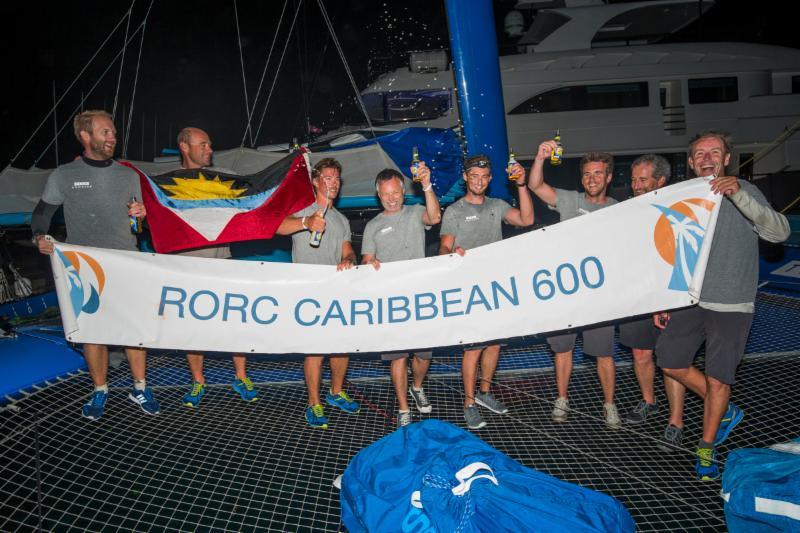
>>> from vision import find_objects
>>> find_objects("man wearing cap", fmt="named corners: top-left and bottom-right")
top-left (439, 154), bottom-right (534, 430)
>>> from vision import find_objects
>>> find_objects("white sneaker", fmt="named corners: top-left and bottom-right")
top-left (604, 402), bottom-right (621, 429)
top-left (398, 410), bottom-right (412, 428)
top-left (409, 386), bottom-right (432, 414)
top-left (552, 396), bottom-right (569, 422)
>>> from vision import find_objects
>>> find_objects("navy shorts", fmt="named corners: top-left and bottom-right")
top-left (619, 317), bottom-right (660, 351)
top-left (655, 306), bottom-right (753, 385)
top-left (547, 325), bottom-right (615, 357)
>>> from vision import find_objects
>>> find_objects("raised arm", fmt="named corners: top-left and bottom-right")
top-left (415, 162), bottom-right (442, 226)
top-left (503, 163), bottom-right (534, 227)
top-left (527, 140), bottom-right (560, 207)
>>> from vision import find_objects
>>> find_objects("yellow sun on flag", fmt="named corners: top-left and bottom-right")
top-left (162, 172), bottom-right (247, 200)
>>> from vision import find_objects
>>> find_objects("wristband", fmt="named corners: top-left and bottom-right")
top-left (301, 216), bottom-right (308, 229)
top-left (422, 183), bottom-right (433, 192)
top-left (516, 182), bottom-right (527, 187)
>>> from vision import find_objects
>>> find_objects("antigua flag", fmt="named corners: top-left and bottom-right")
top-left (122, 152), bottom-right (315, 254)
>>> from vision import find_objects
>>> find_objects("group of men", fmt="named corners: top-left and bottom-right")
top-left (32, 109), bottom-right (790, 481)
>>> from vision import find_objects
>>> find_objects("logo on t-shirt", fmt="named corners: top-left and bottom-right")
top-left (72, 181), bottom-right (92, 190)
top-left (380, 226), bottom-right (394, 234)
top-left (465, 215), bottom-right (479, 222)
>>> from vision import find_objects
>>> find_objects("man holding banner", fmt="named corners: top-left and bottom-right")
top-left (439, 154), bottom-right (534, 430)
top-left (654, 131), bottom-right (790, 481)
top-left (282, 158), bottom-right (360, 429)
top-left (31, 110), bottom-right (160, 420)
top-left (528, 145), bottom-right (621, 429)
top-left (172, 127), bottom-right (259, 408)
top-left (362, 165), bottom-right (441, 427)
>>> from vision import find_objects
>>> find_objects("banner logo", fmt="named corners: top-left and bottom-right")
top-left (56, 250), bottom-right (106, 317)
top-left (652, 199), bottom-right (715, 291)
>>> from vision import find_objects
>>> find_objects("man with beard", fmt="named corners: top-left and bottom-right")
top-left (439, 154), bottom-right (534, 430)
top-left (279, 158), bottom-right (360, 429)
top-left (655, 131), bottom-right (789, 480)
top-left (31, 110), bottom-right (160, 420)
top-left (618, 154), bottom-right (686, 450)
top-left (362, 164), bottom-right (441, 427)
top-left (527, 144), bottom-right (620, 429)
top-left (173, 127), bottom-right (260, 408)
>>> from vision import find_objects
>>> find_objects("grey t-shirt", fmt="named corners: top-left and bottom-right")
top-left (40, 158), bottom-right (141, 251)
top-left (291, 203), bottom-right (351, 265)
top-left (362, 204), bottom-right (427, 262)
top-left (550, 188), bottom-right (618, 221)
top-left (440, 197), bottom-right (512, 250)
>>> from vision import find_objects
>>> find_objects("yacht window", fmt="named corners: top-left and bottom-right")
top-left (509, 82), bottom-right (649, 114)
top-left (363, 90), bottom-right (452, 124)
top-left (793, 75), bottom-right (800, 94)
top-left (688, 77), bottom-right (738, 104)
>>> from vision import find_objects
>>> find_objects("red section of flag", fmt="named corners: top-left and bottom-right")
top-left (121, 156), bottom-right (315, 254)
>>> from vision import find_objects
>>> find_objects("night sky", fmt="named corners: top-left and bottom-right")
top-left (2, 0), bottom-right (797, 170)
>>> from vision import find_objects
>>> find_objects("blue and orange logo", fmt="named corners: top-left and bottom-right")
top-left (56, 250), bottom-right (106, 317)
top-left (652, 198), bottom-right (715, 291)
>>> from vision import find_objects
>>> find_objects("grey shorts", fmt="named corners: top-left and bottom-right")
top-left (655, 306), bottom-right (753, 385)
top-left (619, 317), bottom-right (660, 351)
top-left (381, 351), bottom-right (433, 361)
top-left (547, 325), bottom-right (615, 357)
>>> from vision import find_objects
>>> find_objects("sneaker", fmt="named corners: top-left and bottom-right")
top-left (658, 424), bottom-right (684, 452)
top-left (398, 410), bottom-right (412, 428)
top-left (409, 386), bottom-right (432, 414)
top-left (232, 377), bottom-right (259, 402)
top-left (182, 382), bottom-right (206, 408)
top-left (81, 390), bottom-right (108, 420)
top-left (552, 397), bottom-right (569, 422)
top-left (604, 402), bottom-right (621, 429)
top-left (128, 387), bottom-right (161, 415)
top-left (464, 405), bottom-right (486, 429)
top-left (625, 399), bottom-right (659, 424)
top-left (325, 390), bottom-right (360, 414)
top-left (695, 446), bottom-right (720, 481)
top-left (475, 391), bottom-right (508, 414)
top-left (714, 403), bottom-right (744, 446)
top-left (305, 404), bottom-right (328, 429)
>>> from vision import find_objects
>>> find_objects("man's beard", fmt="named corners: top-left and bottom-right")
top-left (91, 140), bottom-right (115, 159)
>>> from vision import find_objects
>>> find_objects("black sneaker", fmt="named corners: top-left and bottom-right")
top-left (624, 399), bottom-right (659, 424)
top-left (658, 424), bottom-right (684, 452)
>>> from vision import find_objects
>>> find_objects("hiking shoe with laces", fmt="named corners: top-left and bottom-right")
top-left (658, 424), bottom-right (684, 452)
top-left (305, 404), bottom-right (328, 429)
top-left (625, 399), bottom-right (659, 424)
top-left (475, 391), bottom-right (508, 414)
top-left (182, 382), bottom-right (206, 408)
top-left (232, 377), bottom-right (259, 402)
top-left (82, 390), bottom-right (108, 420)
top-left (326, 390), bottom-right (360, 414)
top-left (409, 386), bottom-right (432, 414)
top-left (128, 387), bottom-right (161, 415)
top-left (604, 402), bottom-right (621, 429)
top-left (552, 396), bottom-right (569, 422)
top-left (695, 446), bottom-right (720, 481)
top-left (398, 410), bottom-right (412, 428)
top-left (714, 403), bottom-right (744, 446)
top-left (464, 405), bottom-right (486, 429)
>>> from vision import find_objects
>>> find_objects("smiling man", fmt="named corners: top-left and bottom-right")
top-left (527, 144), bottom-right (620, 429)
top-left (362, 164), bottom-right (441, 427)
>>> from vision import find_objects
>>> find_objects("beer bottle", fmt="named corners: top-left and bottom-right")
top-left (507, 148), bottom-right (518, 180)
top-left (129, 196), bottom-right (142, 234)
top-left (411, 146), bottom-right (421, 182)
top-left (550, 130), bottom-right (563, 166)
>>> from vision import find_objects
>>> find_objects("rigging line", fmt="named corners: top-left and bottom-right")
top-left (34, 24), bottom-right (145, 166)
top-left (233, 0), bottom-right (254, 147)
top-left (252, 0), bottom-right (304, 146)
top-left (10, 8), bottom-right (134, 167)
top-left (733, 117), bottom-right (800, 176)
top-left (112, 0), bottom-right (137, 119)
top-left (239, 0), bottom-right (290, 147)
top-left (316, 0), bottom-right (375, 137)
top-left (122, 0), bottom-right (156, 159)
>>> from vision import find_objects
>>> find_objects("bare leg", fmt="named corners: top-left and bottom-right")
top-left (411, 356), bottom-right (431, 389)
top-left (391, 357), bottom-right (409, 411)
top-left (187, 353), bottom-right (205, 384)
top-left (664, 374), bottom-right (686, 428)
top-left (632, 348), bottom-right (655, 404)
top-left (702, 376), bottom-right (730, 443)
top-left (462, 348), bottom-right (481, 407)
top-left (329, 355), bottom-right (349, 395)
top-left (662, 366), bottom-right (708, 398)
top-left (596, 356), bottom-right (616, 404)
top-left (84, 343), bottom-right (109, 386)
top-left (554, 351), bottom-right (573, 398)
top-left (125, 347), bottom-right (147, 382)
top-left (232, 354), bottom-right (247, 380)
top-left (305, 355), bottom-right (323, 405)
top-left (478, 344), bottom-right (501, 393)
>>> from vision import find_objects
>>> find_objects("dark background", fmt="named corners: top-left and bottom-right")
top-left (2, 0), bottom-right (797, 170)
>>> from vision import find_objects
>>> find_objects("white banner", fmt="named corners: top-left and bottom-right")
top-left (51, 178), bottom-right (721, 354)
